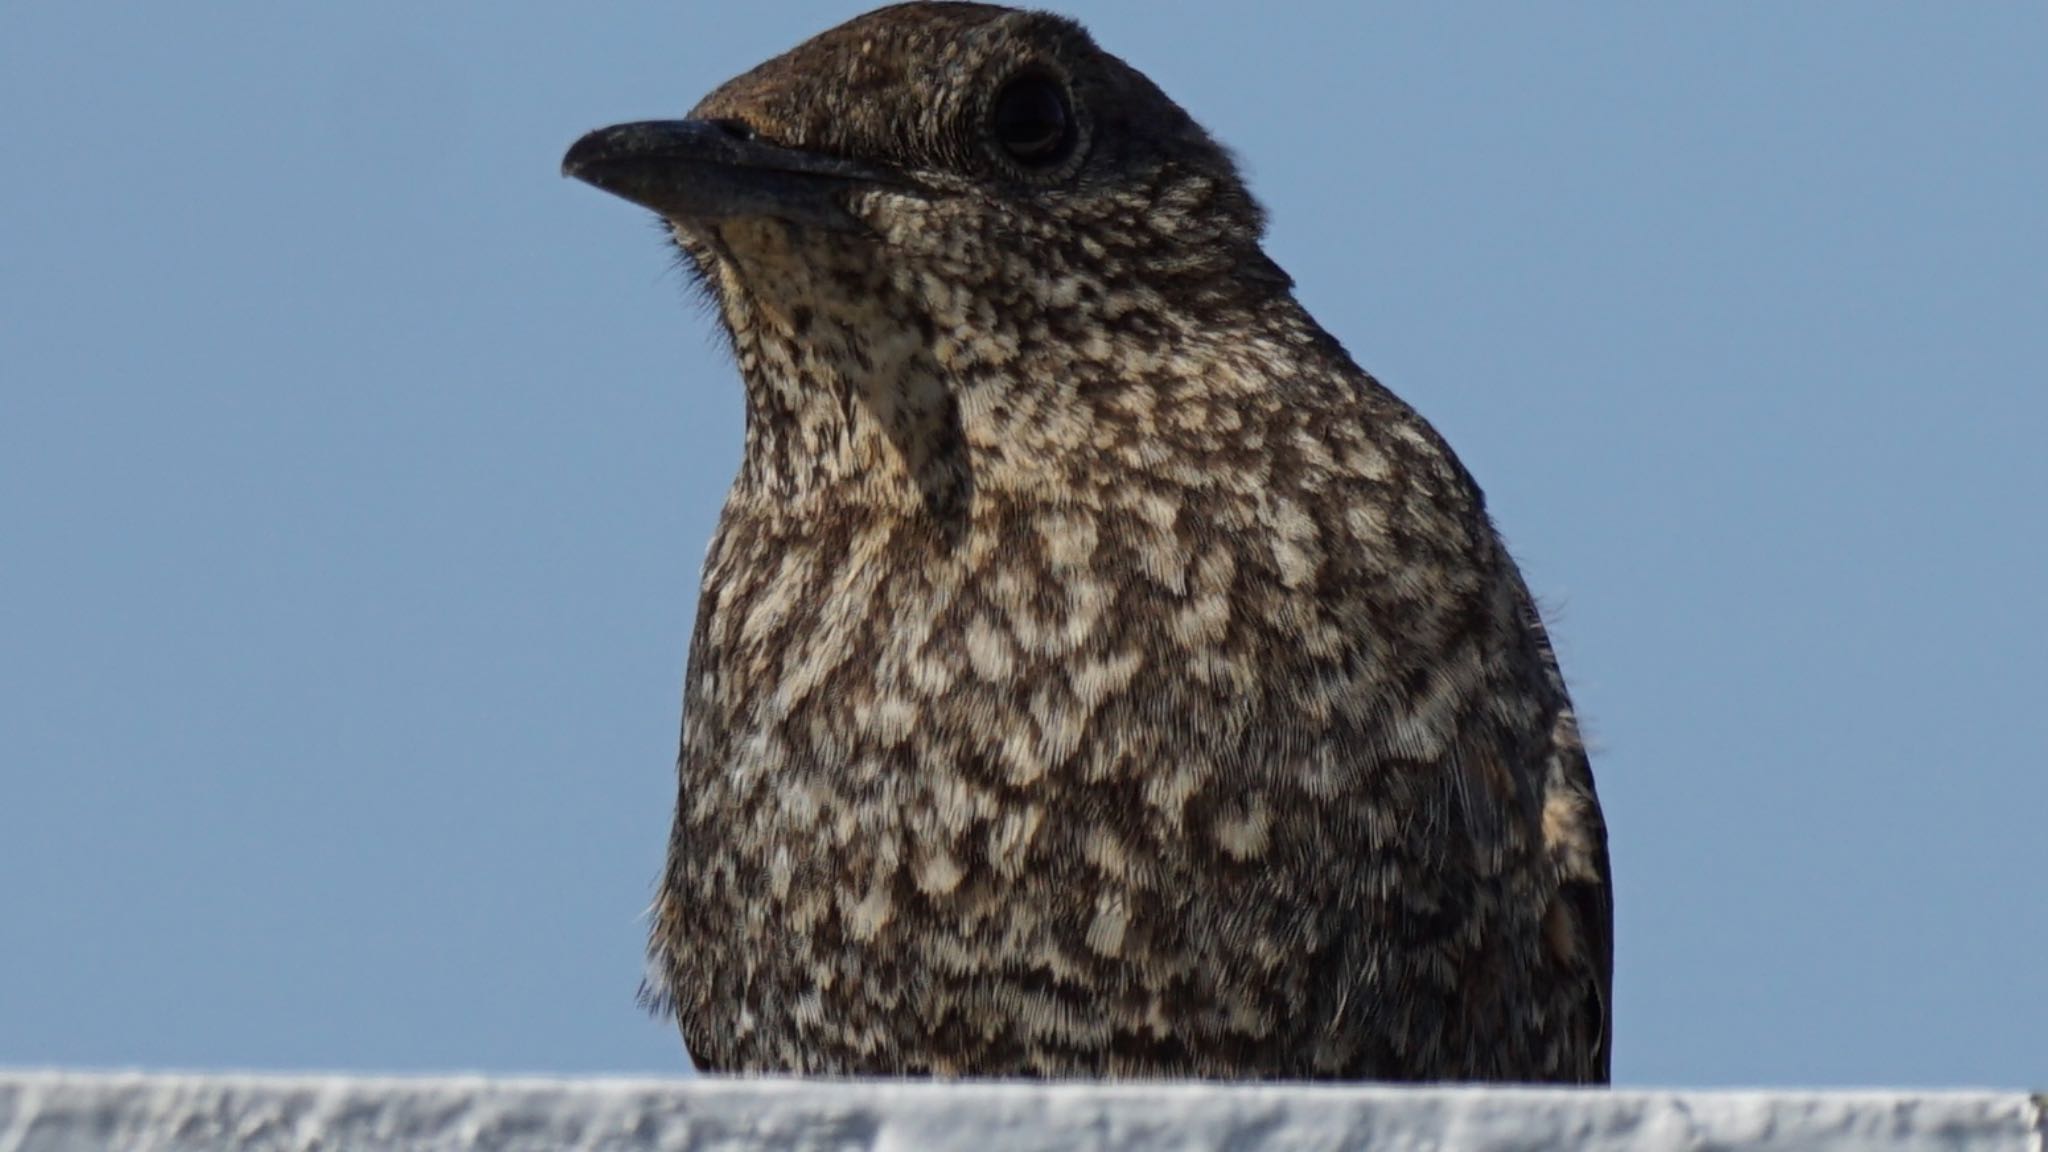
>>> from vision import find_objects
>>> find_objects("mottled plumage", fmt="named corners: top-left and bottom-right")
top-left (567, 2), bottom-right (1612, 1081)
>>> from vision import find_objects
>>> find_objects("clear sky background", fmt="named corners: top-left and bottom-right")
top-left (2, 2), bottom-right (2042, 1088)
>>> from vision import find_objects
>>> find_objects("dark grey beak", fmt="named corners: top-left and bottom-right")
top-left (562, 120), bottom-right (897, 232)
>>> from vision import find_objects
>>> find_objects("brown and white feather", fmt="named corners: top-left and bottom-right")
top-left (611, 2), bottom-right (1613, 1082)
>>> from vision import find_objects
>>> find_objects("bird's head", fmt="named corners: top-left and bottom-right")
top-left (565, 3), bottom-right (1299, 511)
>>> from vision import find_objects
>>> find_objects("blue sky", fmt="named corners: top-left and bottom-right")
top-left (2, 3), bottom-right (2042, 1086)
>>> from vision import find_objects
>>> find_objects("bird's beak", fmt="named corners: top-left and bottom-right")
top-left (562, 119), bottom-right (896, 233)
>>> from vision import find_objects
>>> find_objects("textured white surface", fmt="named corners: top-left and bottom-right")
top-left (0, 1073), bottom-right (2040, 1152)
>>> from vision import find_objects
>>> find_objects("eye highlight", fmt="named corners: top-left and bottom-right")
top-left (989, 71), bottom-right (1077, 170)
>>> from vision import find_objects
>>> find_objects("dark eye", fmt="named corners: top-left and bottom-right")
top-left (990, 73), bottom-right (1075, 168)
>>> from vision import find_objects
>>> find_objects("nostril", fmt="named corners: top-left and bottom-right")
top-left (707, 118), bottom-right (757, 142)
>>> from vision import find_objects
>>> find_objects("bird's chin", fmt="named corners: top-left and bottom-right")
top-left (664, 216), bottom-right (725, 257)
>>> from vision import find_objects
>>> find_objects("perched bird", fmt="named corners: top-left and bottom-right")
top-left (565, 2), bottom-right (1611, 1082)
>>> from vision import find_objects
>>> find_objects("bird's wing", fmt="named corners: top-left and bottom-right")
top-left (1519, 577), bottom-right (1614, 1081)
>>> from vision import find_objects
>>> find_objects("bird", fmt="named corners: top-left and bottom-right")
top-left (563, 1), bottom-right (1612, 1082)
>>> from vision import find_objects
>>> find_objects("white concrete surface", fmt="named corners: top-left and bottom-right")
top-left (0, 1072), bottom-right (2040, 1152)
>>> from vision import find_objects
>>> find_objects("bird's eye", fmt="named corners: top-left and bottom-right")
top-left (990, 73), bottom-right (1075, 168)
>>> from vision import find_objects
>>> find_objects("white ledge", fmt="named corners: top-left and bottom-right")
top-left (0, 1072), bottom-right (2041, 1152)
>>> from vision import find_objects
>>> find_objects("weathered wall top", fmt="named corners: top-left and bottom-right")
top-left (0, 1072), bottom-right (2040, 1152)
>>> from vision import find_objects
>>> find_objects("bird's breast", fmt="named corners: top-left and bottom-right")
top-left (665, 467), bottom-right (1558, 1075)
top-left (679, 481), bottom-right (1510, 907)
